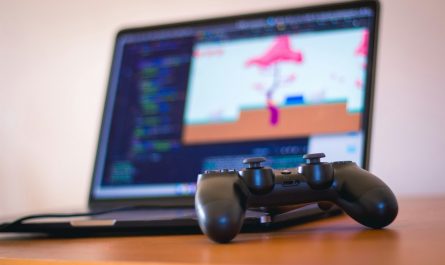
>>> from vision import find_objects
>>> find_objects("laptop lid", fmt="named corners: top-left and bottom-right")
top-left (89, 0), bottom-right (379, 208)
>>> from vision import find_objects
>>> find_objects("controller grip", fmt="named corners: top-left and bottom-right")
top-left (355, 186), bottom-right (398, 228)
top-left (195, 174), bottom-right (248, 243)
top-left (333, 164), bottom-right (398, 228)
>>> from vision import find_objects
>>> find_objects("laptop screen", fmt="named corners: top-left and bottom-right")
top-left (92, 1), bottom-right (378, 200)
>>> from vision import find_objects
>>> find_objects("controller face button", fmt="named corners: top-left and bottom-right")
top-left (281, 170), bottom-right (291, 175)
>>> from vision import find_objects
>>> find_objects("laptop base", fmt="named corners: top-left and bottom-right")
top-left (0, 204), bottom-right (342, 238)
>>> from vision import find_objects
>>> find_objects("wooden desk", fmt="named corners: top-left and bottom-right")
top-left (0, 197), bottom-right (443, 265)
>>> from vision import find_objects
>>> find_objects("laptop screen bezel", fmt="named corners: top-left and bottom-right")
top-left (88, 0), bottom-right (380, 209)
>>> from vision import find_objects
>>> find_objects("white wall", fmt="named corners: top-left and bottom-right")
top-left (0, 0), bottom-right (444, 218)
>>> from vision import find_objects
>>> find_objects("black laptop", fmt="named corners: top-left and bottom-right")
top-left (0, 0), bottom-right (379, 236)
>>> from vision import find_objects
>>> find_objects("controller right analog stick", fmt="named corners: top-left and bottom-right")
top-left (298, 153), bottom-right (334, 189)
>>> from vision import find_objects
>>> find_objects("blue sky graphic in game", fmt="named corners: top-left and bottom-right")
top-left (183, 28), bottom-right (368, 145)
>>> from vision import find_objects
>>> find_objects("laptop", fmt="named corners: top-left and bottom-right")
top-left (0, 0), bottom-right (379, 236)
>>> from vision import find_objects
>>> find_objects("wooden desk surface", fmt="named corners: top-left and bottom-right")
top-left (0, 197), bottom-right (443, 265)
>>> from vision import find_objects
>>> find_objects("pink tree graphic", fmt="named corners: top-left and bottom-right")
top-left (354, 29), bottom-right (369, 89)
top-left (355, 29), bottom-right (369, 57)
top-left (245, 35), bottom-right (303, 125)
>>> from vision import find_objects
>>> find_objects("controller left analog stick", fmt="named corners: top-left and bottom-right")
top-left (239, 157), bottom-right (275, 195)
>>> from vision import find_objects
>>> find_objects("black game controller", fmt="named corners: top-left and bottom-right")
top-left (195, 153), bottom-right (398, 243)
